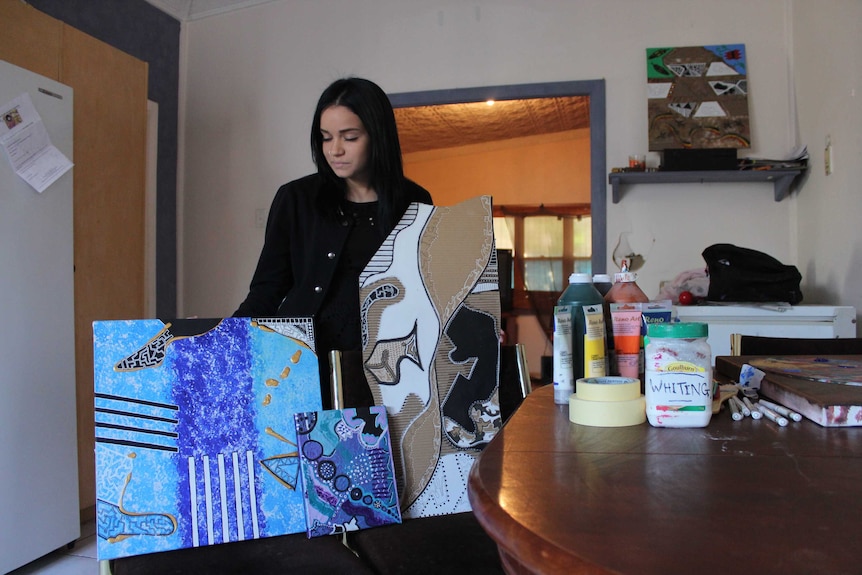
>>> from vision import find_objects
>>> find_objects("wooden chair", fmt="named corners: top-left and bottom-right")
top-left (731, 334), bottom-right (862, 356)
top-left (330, 344), bottom-right (533, 575)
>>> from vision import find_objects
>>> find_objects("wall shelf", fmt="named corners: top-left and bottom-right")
top-left (608, 168), bottom-right (806, 203)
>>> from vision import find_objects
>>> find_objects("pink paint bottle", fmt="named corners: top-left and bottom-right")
top-left (604, 260), bottom-right (648, 380)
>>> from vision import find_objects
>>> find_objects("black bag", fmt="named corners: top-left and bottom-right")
top-left (702, 244), bottom-right (803, 304)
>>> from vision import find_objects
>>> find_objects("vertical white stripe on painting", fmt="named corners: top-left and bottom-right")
top-left (218, 453), bottom-right (229, 542)
top-left (188, 457), bottom-right (199, 547)
top-left (233, 451), bottom-right (245, 540)
top-left (203, 455), bottom-right (214, 544)
top-left (246, 450), bottom-right (260, 538)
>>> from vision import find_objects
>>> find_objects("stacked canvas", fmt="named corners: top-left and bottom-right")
top-left (93, 196), bottom-right (502, 559)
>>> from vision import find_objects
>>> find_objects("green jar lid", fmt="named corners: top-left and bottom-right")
top-left (648, 322), bottom-right (708, 339)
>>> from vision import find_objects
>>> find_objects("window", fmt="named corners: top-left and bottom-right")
top-left (493, 205), bottom-right (591, 311)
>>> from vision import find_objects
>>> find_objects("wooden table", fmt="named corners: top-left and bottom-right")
top-left (468, 384), bottom-right (862, 575)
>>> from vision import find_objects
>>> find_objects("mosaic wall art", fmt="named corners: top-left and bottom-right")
top-left (294, 406), bottom-right (401, 537)
top-left (93, 317), bottom-right (322, 560)
top-left (358, 196), bottom-right (502, 519)
top-left (647, 44), bottom-right (750, 150)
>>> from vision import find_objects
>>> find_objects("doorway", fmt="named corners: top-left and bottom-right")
top-left (388, 79), bottom-right (606, 274)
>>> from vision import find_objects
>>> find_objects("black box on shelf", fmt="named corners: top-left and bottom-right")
top-left (662, 148), bottom-right (738, 171)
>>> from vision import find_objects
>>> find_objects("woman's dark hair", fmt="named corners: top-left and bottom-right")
top-left (311, 77), bottom-right (408, 233)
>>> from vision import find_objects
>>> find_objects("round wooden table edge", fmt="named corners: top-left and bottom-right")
top-left (467, 453), bottom-right (616, 575)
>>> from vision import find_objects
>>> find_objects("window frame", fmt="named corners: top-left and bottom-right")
top-left (493, 204), bottom-right (591, 311)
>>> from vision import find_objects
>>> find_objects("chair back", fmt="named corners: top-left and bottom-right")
top-left (327, 349), bottom-right (371, 409)
top-left (731, 334), bottom-right (862, 356)
top-left (499, 343), bottom-right (532, 421)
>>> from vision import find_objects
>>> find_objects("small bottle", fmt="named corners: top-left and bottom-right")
top-left (592, 274), bottom-right (613, 297)
top-left (645, 322), bottom-right (712, 428)
top-left (604, 260), bottom-right (649, 380)
top-left (554, 273), bottom-right (607, 404)
top-left (605, 263), bottom-right (648, 304)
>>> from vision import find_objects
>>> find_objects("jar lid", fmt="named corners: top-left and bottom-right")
top-left (614, 271), bottom-right (638, 283)
top-left (568, 273), bottom-right (593, 284)
top-left (592, 274), bottom-right (612, 283)
top-left (648, 322), bottom-right (708, 338)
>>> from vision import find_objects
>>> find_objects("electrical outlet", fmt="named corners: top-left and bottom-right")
top-left (825, 135), bottom-right (833, 176)
top-left (255, 208), bottom-right (267, 228)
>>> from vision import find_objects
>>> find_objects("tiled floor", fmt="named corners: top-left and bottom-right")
top-left (8, 520), bottom-right (103, 575)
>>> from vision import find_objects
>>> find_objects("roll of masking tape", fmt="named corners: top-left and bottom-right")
top-left (576, 377), bottom-right (640, 402)
top-left (569, 394), bottom-right (646, 427)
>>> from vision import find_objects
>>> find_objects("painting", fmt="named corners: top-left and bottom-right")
top-left (647, 44), bottom-right (750, 150)
top-left (294, 406), bottom-right (401, 537)
top-left (93, 317), bottom-right (322, 561)
top-left (358, 196), bottom-right (502, 519)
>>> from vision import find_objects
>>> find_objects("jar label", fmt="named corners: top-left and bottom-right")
top-left (647, 370), bottom-right (711, 408)
top-left (663, 361), bottom-right (705, 374)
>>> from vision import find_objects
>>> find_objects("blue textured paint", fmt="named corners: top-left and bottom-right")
top-left (94, 317), bottom-right (322, 560)
top-left (172, 319), bottom-right (257, 547)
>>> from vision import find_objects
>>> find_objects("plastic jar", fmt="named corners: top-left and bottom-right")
top-left (645, 322), bottom-right (712, 428)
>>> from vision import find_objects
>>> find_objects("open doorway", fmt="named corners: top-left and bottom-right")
top-left (389, 79), bottom-right (606, 273)
top-left (389, 80), bottom-right (606, 376)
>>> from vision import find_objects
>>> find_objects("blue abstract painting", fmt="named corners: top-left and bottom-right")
top-left (294, 406), bottom-right (401, 537)
top-left (93, 317), bottom-right (322, 560)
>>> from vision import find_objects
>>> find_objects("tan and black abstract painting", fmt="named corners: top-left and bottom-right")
top-left (358, 196), bottom-right (502, 519)
top-left (647, 44), bottom-right (750, 150)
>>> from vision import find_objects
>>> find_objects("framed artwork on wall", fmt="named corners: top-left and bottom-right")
top-left (647, 44), bottom-right (750, 150)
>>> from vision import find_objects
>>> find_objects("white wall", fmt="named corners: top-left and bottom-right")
top-left (403, 129), bottom-right (591, 205)
top-left (180, 0), bottom-right (860, 342)
top-left (792, 0), bottom-right (862, 322)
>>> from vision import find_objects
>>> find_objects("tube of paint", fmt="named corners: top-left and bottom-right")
top-left (610, 302), bottom-right (642, 379)
top-left (553, 305), bottom-right (575, 405)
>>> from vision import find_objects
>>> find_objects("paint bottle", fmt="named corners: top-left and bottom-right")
top-left (554, 273), bottom-right (606, 404)
top-left (604, 260), bottom-right (649, 380)
top-left (645, 322), bottom-right (712, 428)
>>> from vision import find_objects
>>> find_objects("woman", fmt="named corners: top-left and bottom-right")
top-left (234, 77), bottom-right (432, 407)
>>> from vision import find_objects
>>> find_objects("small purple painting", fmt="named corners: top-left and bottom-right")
top-left (294, 406), bottom-right (401, 537)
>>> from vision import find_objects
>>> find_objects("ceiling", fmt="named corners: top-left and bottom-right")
top-left (145, 0), bottom-right (278, 21)
top-left (395, 96), bottom-right (591, 154)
